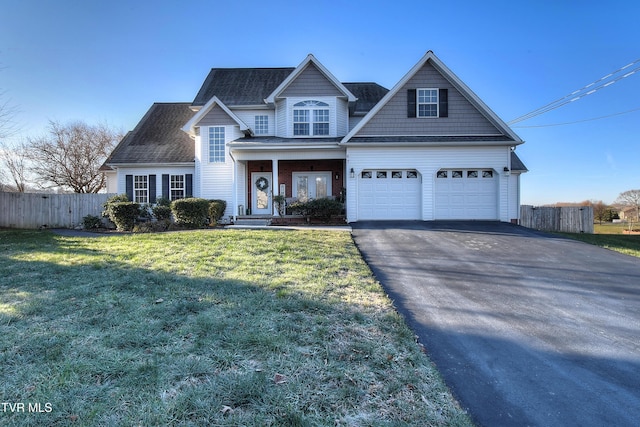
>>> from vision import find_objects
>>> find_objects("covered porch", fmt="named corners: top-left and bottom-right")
top-left (229, 143), bottom-right (346, 220)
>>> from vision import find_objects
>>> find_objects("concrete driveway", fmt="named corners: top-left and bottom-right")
top-left (351, 221), bottom-right (640, 427)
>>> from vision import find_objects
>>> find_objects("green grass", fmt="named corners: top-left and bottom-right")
top-left (594, 222), bottom-right (631, 234)
top-left (0, 229), bottom-right (471, 426)
top-left (562, 223), bottom-right (640, 257)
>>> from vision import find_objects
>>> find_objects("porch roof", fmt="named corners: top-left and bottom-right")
top-left (228, 136), bottom-right (342, 149)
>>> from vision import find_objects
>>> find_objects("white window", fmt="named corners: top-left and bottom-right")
top-left (417, 88), bottom-right (438, 117)
top-left (208, 126), bottom-right (225, 162)
top-left (255, 115), bottom-right (268, 135)
top-left (293, 100), bottom-right (330, 136)
top-left (293, 172), bottom-right (331, 201)
top-left (170, 175), bottom-right (185, 200)
top-left (134, 175), bottom-right (148, 203)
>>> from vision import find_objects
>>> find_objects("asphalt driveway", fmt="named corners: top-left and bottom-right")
top-left (351, 221), bottom-right (640, 427)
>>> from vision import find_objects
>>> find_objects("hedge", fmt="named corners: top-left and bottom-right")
top-left (171, 198), bottom-right (210, 228)
top-left (108, 202), bottom-right (141, 231)
top-left (208, 199), bottom-right (227, 225)
top-left (288, 198), bottom-right (343, 221)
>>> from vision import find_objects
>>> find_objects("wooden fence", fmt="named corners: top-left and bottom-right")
top-left (520, 205), bottom-right (594, 234)
top-left (0, 192), bottom-right (114, 229)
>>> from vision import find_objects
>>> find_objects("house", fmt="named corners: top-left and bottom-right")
top-left (103, 51), bottom-right (527, 222)
top-left (619, 206), bottom-right (639, 222)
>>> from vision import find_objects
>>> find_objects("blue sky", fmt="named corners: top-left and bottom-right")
top-left (1, 0), bottom-right (638, 205)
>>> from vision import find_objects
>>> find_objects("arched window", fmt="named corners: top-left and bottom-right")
top-left (293, 100), bottom-right (330, 136)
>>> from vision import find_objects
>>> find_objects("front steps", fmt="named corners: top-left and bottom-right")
top-left (233, 216), bottom-right (272, 227)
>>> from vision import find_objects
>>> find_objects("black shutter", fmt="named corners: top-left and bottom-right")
top-left (185, 174), bottom-right (193, 197)
top-left (407, 89), bottom-right (416, 118)
top-left (125, 175), bottom-right (133, 201)
top-left (439, 88), bottom-right (448, 118)
top-left (149, 175), bottom-right (156, 204)
top-left (162, 174), bottom-right (169, 199)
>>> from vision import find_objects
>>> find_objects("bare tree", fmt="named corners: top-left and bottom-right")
top-left (26, 120), bottom-right (122, 193)
top-left (590, 200), bottom-right (608, 225)
top-left (614, 189), bottom-right (640, 222)
top-left (0, 92), bottom-right (19, 139)
top-left (0, 140), bottom-right (30, 192)
top-left (0, 62), bottom-right (20, 139)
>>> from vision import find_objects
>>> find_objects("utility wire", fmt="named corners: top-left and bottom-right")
top-left (511, 106), bottom-right (640, 128)
top-left (507, 59), bottom-right (640, 125)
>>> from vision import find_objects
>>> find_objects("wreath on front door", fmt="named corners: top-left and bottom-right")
top-left (255, 177), bottom-right (269, 192)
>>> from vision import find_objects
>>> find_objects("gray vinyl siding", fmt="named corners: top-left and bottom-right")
top-left (195, 105), bottom-right (239, 127)
top-left (356, 61), bottom-right (501, 136)
top-left (280, 63), bottom-right (343, 97)
top-left (337, 98), bottom-right (349, 136)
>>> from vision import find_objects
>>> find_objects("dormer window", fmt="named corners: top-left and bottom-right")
top-left (293, 100), bottom-right (330, 136)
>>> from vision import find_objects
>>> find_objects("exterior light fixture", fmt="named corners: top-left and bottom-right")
top-left (350, 168), bottom-right (355, 179)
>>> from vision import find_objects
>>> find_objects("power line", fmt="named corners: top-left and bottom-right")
top-left (511, 106), bottom-right (640, 128)
top-left (507, 59), bottom-right (640, 125)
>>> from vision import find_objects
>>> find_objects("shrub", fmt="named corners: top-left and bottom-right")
top-left (288, 198), bottom-right (343, 222)
top-left (306, 198), bottom-right (343, 221)
top-left (82, 214), bottom-right (102, 230)
top-left (171, 198), bottom-right (210, 228)
top-left (155, 197), bottom-right (171, 207)
top-left (102, 194), bottom-right (129, 218)
top-left (288, 200), bottom-right (309, 216)
top-left (208, 199), bottom-right (227, 225)
top-left (152, 205), bottom-right (172, 222)
top-left (102, 194), bottom-right (131, 229)
top-left (109, 202), bottom-right (141, 231)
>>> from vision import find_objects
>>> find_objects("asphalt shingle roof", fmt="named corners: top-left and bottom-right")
top-left (343, 82), bottom-right (389, 115)
top-left (105, 103), bottom-right (195, 164)
top-left (192, 68), bottom-right (295, 107)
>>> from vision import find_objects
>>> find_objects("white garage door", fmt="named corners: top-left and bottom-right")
top-left (358, 170), bottom-right (421, 220)
top-left (435, 169), bottom-right (498, 220)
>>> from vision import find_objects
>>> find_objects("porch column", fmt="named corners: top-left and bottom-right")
top-left (272, 158), bottom-right (279, 216)
top-left (231, 152), bottom-right (238, 221)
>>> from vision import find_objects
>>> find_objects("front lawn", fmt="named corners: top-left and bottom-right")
top-left (0, 229), bottom-right (471, 426)
top-left (561, 230), bottom-right (640, 258)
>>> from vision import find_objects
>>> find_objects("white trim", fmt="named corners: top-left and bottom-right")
top-left (251, 172), bottom-right (272, 215)
top-left (182, 96), bottom-right (250, 136)
top-left (292, 171), bottom-right (332, 201)
top-left (341, 50), bottom-right (523, 144)
top-left (106, 162), bottom-right (194, 168)
top-left (265, 54), bottom-right (357, 104)
top-left (341, 140), bottom-right (516, 147)
top-left (417, 88), bottom-right (439, 118)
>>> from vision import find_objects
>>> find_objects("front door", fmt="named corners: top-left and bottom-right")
top-left (251, 172), bottom-right (272, 215)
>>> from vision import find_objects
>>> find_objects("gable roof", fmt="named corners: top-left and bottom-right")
top-left (104, 103), bottom-right (195, 165)
top-left (182, 96), bottom-right (250, 136)
top-left (192, 68), bottom-right (295, 107)
top-left (342, 51), bottom-right (523, 144)
top-left (265, 54), bottom-right (357, 104)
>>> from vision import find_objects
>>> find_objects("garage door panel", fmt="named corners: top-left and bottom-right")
top-left (358, 169), bottom-right (421, 220)
top-left (435, 169), bottom-right (498, 220)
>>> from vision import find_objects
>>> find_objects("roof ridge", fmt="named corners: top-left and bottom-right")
top-left (208, 67), bottom-right (296, 71)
